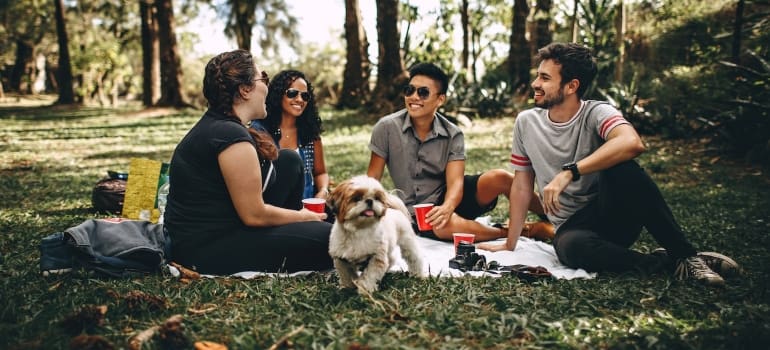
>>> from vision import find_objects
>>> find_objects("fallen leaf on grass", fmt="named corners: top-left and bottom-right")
top-left (128, 314), bottom-right (184, 350)
top-left (124, 290), bottom-right (168, 312)
top-left (170, 261), bottom-right (201, 281)
top-left (61, 305), bottom-right (108, 335)
top-left (188, 303), bottom-right (218, 315)
top-left (69, 334), bottom-right (115, 350)
top-left (195, 341), bottom-right (228, 350)
top-left (387, 311), bottom-right (409, 322)
top-left (267, 325), bottom-right (305, 350)
top-left (158, 314), bottom-right (191, 349)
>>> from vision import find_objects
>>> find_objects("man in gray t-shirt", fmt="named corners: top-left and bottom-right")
top-left (479, 43), bottom-right (740, 287)
top-left (367, 62), bottom-right (550, 242)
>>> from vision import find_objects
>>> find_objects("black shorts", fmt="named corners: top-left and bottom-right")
top-left (413, 174), bottom-right (498, 238)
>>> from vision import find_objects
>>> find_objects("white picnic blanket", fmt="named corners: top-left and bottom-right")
top-left (389, 236), bottom-right (595, 279)
top-left (173, 236), bottom-right (595, 280)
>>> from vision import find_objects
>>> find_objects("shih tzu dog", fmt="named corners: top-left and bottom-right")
top-left (328, 175), bottom-right (425, 294)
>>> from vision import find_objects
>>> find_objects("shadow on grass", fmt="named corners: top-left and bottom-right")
top-left (0, 105), bottom-right (119, 121)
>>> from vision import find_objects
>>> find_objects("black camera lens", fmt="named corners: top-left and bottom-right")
top-left (456, 242), bottom-right (475, 255)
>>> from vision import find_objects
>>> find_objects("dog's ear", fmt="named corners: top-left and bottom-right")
top-left (327, 181), bottom-right (348, 215)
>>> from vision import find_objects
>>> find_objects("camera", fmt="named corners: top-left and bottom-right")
top-left (448, 242), bottom-right (487, 271)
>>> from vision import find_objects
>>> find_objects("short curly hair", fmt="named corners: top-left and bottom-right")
top-left (263, 70), bottom-right (323, 145)
top-left (535, 43), bottom-right (597, 98)
top-left (202, 49), bottom-right (258, 117)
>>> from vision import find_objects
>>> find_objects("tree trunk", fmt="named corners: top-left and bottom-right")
top-left (532, 0), bottom-right (552, 57)
top-left (508, 0), bottom-right (530, 93)
top-left (614, 0), bottom-right (625, 82)
top-left (460, 0), bottom-right (469, 77)
top-left (53, 0), bottom-right (75, 104)
top-left (155, 0), bottom-right (186, 107)
top-left (571, 0), bottom-right (578, 43)
top-left (140, 0), bottom-right (161, 106)
top-left (230, 0), bottom-right (257, 51)
top-left (732, 0), bottom-right (745, 64)
top-left (338, 0), bottom-right (371, 109)
top-left (370, 0), bottom-right (408, 117)
top-left (9, 40), bottom-right (34, 93)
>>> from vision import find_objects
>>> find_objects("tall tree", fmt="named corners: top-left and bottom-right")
top-left (732, 0), bottom-right (745, 64)
top-left (4, 1), bottom-right (50, 93)
top-left (570, 0), bottom-right (579, 43)
top-left (155, 0), bottom-right (186, 107)
top-left (369, 0), bottom-right (408, 116)
top-left (531, 0), bottom-right (552, 56)
top-left (460, 0), bottom-right (470, 75)
top-left (226, 0), bottom-right (257, 50)
top-left (507, 0), bottom-right (530, 94)
top-left (219, 0), bottom-right (298, 55)
top-left (338, 0), bottom-right (371, 109)
top-left (614, 0), bottom-right (625, 82)
top-left (53, 0), bottom-right (74, 104)
top-left (140, 0), bottom-right (160, 106)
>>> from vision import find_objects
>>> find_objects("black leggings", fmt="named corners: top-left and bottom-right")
top-left (180, 221), bottom-right (333, 275)
top-left (553, 160), bottom-right (697, 273)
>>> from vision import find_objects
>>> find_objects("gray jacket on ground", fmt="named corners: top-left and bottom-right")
top-left (40, 218), bottom-right (170, 277)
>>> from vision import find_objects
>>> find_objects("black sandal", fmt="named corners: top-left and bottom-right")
top-left (499, 264), bottom-right (553, 282)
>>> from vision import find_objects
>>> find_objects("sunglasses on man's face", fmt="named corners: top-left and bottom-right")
top-left (403, 85), bottom-right (432, 100)
top-left (285, 88), bottom-right (311, 102)
top-left (254, 71), bottom-right (269, 85)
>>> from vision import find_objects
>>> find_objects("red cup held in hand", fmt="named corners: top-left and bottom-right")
top-left (302, 198), bottom-right (326, 213)
top-left (413, 203), bottom-right (434, 231)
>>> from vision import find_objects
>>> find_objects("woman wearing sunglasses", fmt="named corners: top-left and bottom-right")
top-left (251, 70), bottom-right (330, 200)
top-left (165, 51), bottom-right (332, 275)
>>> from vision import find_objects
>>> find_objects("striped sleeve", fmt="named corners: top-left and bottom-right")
top-left (510, 153), bottom-right (531, 167)
top-left (510, 114), bottom-right (533, 171)
top-left (598, 115), bottom-right (628, 139)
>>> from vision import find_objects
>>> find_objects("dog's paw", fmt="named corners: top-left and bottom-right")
top-left (338, 281), bottom-right (355, 289)
top-left (352, 279), bottom-right (378, 295)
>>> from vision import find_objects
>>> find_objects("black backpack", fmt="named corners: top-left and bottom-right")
top-left (91, 171), bottom-right (128, 213)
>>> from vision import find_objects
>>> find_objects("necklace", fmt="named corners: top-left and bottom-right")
top-left (277, 128), bottom-right (295, 139)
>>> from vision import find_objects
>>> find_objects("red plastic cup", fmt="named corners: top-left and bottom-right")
top-left (413, 203), bottom-right (434, 231)
top-left (453, 233), bottom-right (476, 253)
top-left (302, 198), bottom-right (326, 213)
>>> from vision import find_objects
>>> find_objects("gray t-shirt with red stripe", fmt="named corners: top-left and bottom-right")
top-left (510, 100), bottom-right (629, 229)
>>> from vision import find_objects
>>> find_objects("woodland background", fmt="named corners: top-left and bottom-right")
top-left (1, 0), bottom-right (768, 162)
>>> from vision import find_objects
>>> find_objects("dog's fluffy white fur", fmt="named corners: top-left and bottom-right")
top-left (328, 175), bottom-right (425, 294)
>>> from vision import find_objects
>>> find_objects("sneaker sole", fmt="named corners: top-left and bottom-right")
top-left (698, 252), bottom-right (742, 278)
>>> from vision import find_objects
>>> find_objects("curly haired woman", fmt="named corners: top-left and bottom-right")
top-left (250, 70), bottom-right (330, 200)
top-left (164, 50), bottom-right (332, 274)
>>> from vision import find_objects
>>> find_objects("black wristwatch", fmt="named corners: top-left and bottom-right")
top-left (562, 162), bottom-right (581, 182)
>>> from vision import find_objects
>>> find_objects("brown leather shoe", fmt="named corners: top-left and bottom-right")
top-left (521, 221), bottom-right (555, 241)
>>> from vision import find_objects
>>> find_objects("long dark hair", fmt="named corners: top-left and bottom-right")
top-left (263, 70), bottom-right (323, 145)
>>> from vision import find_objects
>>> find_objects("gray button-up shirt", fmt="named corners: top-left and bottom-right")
top-left (369, 109), bottom-right (465, 214)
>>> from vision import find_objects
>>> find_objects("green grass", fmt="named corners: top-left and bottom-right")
top-left (1, 100), bottom-right (769, 349)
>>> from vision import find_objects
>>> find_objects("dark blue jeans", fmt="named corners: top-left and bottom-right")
top-left (553, 161), bottom-right (697, 273)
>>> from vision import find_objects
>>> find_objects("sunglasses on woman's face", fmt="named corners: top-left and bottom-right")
top-left (285, 88), bottom-right (311, 102)
top-left (403, 84), bottom-right (432, 100)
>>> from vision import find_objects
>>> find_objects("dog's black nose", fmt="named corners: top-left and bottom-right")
top-left (365, 199), bottom-right (373, 207)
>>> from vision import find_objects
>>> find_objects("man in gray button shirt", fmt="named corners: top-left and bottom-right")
top-left (367, 62), bottom-right (548, 242)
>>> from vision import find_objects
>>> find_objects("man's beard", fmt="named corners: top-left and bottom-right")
top-left (534, 88), bottom-right (565, 109)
